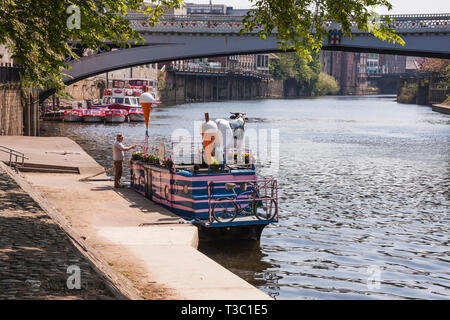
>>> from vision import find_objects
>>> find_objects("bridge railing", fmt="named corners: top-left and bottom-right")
top-left (166, 64), bottom-right (270, 79)
top-left (127, 13), bottom-right (450, 34)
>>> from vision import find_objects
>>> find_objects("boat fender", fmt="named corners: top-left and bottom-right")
top-left (179, 219), bottom-right (195, 224)
top-left (177, 170), bottom-right (193, 177)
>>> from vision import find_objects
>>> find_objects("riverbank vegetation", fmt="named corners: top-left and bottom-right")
top-left (419, 58), bottom-right (450, 96)
top-left (398, 82), bottom-right (418, 104)
top-left (270, 53), bottom-right (339, 96)
top-left (314, 72), bottom-right (340, 96)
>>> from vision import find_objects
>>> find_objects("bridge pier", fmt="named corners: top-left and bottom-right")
top-left (159, 71), bottom-right (269, 105)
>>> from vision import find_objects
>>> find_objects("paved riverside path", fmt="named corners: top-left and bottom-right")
top-left (2, 137), bottom-right (271, 300)
top-left (0, 136), bottom-right (101, 175)
top-left (0, 166), bottom-right (115, 299)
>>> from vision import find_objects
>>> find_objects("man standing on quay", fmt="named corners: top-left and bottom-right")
top-left (113, 133), bottom-right (136, 188)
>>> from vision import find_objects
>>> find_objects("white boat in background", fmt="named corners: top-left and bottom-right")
top-left (128, 108), bottom-right (145, 122)
top-left (127, 78), bottom-right (160, 104)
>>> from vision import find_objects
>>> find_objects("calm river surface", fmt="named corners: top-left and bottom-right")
top-left (41, 95), bottom-right (450, 299)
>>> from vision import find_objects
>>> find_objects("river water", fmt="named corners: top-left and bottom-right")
top-left (40, 95), bottom-right (450, 299)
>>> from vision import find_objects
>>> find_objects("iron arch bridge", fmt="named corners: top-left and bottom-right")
top-left (63, 13), bottom-right (450, 86)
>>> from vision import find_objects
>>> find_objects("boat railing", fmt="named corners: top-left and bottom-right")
top-left (0, 145), bottom-right (28, 172)
top-left (206, 178), bottom-right (278, 223)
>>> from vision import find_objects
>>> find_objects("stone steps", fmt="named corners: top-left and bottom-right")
top-left (2, 161), bottom-right (80, 174)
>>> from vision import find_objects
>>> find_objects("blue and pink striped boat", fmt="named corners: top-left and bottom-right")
top-left (130, 160), bottom-right (278, 241)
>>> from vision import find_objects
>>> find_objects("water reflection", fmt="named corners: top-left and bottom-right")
top-left (198, 240), bottom-right (282, 299)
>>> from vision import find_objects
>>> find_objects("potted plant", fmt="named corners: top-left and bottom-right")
top-left (132, 151), bottom-right (143, 162)
top-left (150, 154), bottom-right (159, 165)
top-left (244, 153), bottom-right (250, 164)
top-left (209, 157), bottom-right (221, 172)
top-left (162, 157), bottom-right (174, 170)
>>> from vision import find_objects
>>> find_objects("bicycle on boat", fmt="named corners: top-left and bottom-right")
top-left (210, 181), bottom-right (278, 223)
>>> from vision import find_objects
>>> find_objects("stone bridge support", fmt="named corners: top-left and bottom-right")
top-left (160, 72), bottom-right (268, 104)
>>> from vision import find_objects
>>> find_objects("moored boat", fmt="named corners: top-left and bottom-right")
top-left (89, 104), bottom-right (109, 111)
top-left (130, 153), bottom-right (278, 241)
top-left (105, 109), bottom-right (128, 123)
top-left (82, 109), bottom-right (104, 123)
top-left (63, 109), bottom-right (83, 122)
top-left (43, 110), bottom-right (64, 121)
top-left (102, 80), bottom-right (141, 112)
top-left (128, 108), bottom-right (145, 122)
top-left (129, 112), bottom-right (278, 242)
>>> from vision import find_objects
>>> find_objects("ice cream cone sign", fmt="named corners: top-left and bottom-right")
top-left (201, 113), bottom-right (218, 165)
top-left (140, 92), bottom-right (155, 137)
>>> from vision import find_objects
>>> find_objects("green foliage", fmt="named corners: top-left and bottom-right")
top-left (131, 150), bottom-right (143, 161)
top-left (157, 71), bottom-right (166, 94)
top-left (0, 0), bottom-right (183, 90)
top-left (162, 157), bottom-right (174, 169)
top-left (1, 0), bottom-right (404, 93)
top-left (314, 72), bottom-right (340, 96)
top-left (270, 52), bottom-right (321, 94)
top-left (242, 0), bottom-right (404, 61)
top-left (270, 52), bottom-right (338, 96)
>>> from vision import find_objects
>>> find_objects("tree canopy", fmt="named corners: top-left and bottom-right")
top-left (0, 0), bottom-right (183, 89)
top-left (270, 52), bottom-right (320, 93)
top-left (270, 52), bottom-right (339, 96)
top-left (418, 58), bottom-right (450, 75)
top-left (0, 0), bottom-right (403, 90)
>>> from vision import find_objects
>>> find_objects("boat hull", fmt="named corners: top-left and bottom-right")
top-left (197, 224), bottom-right (266, 241)
top-left (105, 114), bottom-right (126, 123)
top-left (63, 114), bottom-right (82, 122)
top-left (43, 112), bottom-right (64, 121)
top-left (129, 114), bottom-right (145, 122)
top-left (130, 161), bottom-right (274, 241)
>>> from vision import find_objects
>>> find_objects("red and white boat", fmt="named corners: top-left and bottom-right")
top-left (101, 79), bottom-right (159, 112)
top-left (105, 109), bottom-right (128, 123)
top-left (82, 109), bottom-right (105, 123)
top-left (128, 108), bottom-right (145, 122)
top-left (63, 109), bottom-right (83, 122)
top-left (126, 78), bottom-right (160, 104)
top-left (102, 89), bottom-right (140, 112)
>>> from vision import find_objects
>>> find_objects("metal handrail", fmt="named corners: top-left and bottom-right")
top-left (0, 145), bottom-right (28, 171)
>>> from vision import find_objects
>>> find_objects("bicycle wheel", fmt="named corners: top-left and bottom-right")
top-left (212, 198), bottom-right (238, 223)
top-left (253, 197), bottom-right (278, 220)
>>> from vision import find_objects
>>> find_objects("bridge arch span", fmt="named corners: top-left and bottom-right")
top-left (63, 31), bottom-right (450, 87)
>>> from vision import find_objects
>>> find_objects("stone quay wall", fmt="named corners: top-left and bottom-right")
top-left (0, 84), bottom-right (22, 136)
top-left (0, 84), bottom-right (39, 136)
